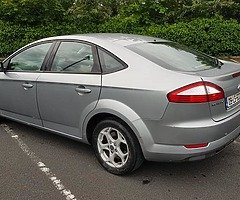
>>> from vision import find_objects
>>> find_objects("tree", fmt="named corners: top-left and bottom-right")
top-left (0, 0), bottom-right (66, 25)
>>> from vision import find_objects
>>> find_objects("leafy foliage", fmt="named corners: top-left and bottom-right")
top-left (0, 0), bottom-right (240, 57)
top-left (145, 17), bottom-right (240, 56)
top-left (0, 0), bottom-right (67, 25)
top-left (179, 0), bottom-right (240, 21)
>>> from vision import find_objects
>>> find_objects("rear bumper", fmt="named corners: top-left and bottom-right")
top-left (132, 112), bottom-right (240, 162)
top-left (143, 126), bottom-right (240, 162)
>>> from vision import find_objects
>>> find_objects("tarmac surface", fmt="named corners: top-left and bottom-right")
top-left (0, 119), bottom-right (240, 200)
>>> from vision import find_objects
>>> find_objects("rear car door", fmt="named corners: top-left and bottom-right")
top-left (37, 40), bottom-right (101, 138)
top-left (0, 42), bottom-right (53, 125)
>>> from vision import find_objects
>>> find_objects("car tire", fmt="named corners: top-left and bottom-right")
top-left (92, 118), bottom-right (144, 175)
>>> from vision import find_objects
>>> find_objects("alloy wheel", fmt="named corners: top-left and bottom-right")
top-left (97, 127), bottom-right (129, 168)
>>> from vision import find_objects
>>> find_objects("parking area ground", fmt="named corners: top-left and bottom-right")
top-left (0, 119), bottom-right (240, 200)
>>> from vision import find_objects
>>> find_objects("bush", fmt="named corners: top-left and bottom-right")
top-left (179, 0), bottom-right (240, 22)
top-left (0, 0), bottom-right (66, 25)
top-left (98, 15), bottom-right (145, 34)
top-left (0, 1), bottom-right (240, 57)
top-left (1, 17), bottom-right (240, 57)
top-left (145, 17), bottom-right (240, 56)
top-left (0, 20), bottom-right (90, 57)
top-left (99, 17), bottom-right (240, 56)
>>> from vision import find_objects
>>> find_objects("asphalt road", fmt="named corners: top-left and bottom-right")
top-left (0, 119), bottom-right (239, 200)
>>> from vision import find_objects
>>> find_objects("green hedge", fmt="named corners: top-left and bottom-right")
top-left (0, 20), bottom-right (92, 57)
top-left (0, 17), bottom-right (240, 57)
top-left (99, 17), bottom-right (240, 56)
top-left (145, 18), bottom-right (240, 56)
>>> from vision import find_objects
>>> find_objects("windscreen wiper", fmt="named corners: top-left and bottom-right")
top-left (61, 55), bottom-right (90, 71)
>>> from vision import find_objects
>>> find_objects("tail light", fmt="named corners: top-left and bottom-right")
top-left (184, 143), bottom-right (208, 149)
top-left (232, 72), bottom-right (240, 78)
top-left (167, 81), bottom-right (224, 103)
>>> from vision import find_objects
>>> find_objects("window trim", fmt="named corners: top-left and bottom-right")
top-left (96, 46), bottom-right (128, 74)
top-left (45, 39), bottom-right (102, 75)
top-left (2, 39), bottom-right (128, 75)
top-left (5, 41), bottom-right (56, 73)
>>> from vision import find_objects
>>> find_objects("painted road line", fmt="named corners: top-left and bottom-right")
top-left (234, 140), bottom-right (240, 144)
top-left (1, 123), bottom-right (77, 200)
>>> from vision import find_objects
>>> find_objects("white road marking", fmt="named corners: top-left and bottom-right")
top-left (1, 124), bottom-right (77, 200)
top-left (233, 140), bottom-right (240, 145)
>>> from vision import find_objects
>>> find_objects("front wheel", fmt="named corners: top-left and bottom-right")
top-left (92, 119), bottom-right (144, 175)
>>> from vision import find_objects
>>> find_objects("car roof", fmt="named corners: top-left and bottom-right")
top-left (38, 33), bottom-right (168, 47)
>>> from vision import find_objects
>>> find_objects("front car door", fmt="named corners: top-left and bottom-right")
top-left (37, 40), bottom-right (102, 138)
top-left (0, 42), bottom-right (54, 125)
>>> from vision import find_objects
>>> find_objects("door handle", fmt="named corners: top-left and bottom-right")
top-left (22, 83), bottom-right (33, 90)
top-left (75, 87), bottom-right (91, 94)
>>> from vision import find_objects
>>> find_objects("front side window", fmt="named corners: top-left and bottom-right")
top-left (98, 48), bottom-right (127, 74)
top-left (51, 42), bottom-right (97, 73)
top-left (9, 43), bottom-right (52, 71)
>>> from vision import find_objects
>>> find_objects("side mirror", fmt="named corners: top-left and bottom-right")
top-left (0, 62), bottom-right (3, 71)
top-left (0, 61), bottom-right (7, 73)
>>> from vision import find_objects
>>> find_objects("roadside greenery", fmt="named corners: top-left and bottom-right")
top-left (0, 0), bottom-right (240, 57)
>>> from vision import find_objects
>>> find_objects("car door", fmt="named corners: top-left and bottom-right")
top-left (0, 42), bottom-right (54, 125)
top-left (37, 40), bottom-right (102, 138)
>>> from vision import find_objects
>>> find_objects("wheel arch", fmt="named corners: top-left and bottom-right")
top-left (82, 99), bottom-right (142, 145)
top-left (86, 113), bottom-right (122, 144)
top-left (84, 111), bottom-right (141, 145)
top-left (81, 99), bottom-right (156, 161)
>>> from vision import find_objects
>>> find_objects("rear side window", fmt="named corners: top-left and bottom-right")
top-left (51, 41), bottom-right (99, 74)
top-left (126, 42), bottom-right (219, 72)
top-left (98, 48), bottom-right (127, 74)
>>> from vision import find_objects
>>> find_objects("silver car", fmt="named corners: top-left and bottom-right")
top-left (0, 34), bottom-right (240, 175)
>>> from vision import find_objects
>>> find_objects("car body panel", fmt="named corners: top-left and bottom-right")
top-left (37, 73), bottom-right (101, 138)
top-left (100, 54), bottom-right (204, 121)
top-left (143, 102), bottom-right (240, 145)
top-left (81, 98), bottom-right (143, 144)
top-left (196, 61), bottom-right (240, 122)
top-left (140, 121), bottom-right (240, 162)
top-left (0, 72), bottom-right (42, 125)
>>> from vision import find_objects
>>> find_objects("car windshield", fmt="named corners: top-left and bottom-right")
top-left (126, 42), bottom-right (219, 72)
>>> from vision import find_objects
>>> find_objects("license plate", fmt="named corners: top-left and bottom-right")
top-left (225, 92), bottom-right (240, 110)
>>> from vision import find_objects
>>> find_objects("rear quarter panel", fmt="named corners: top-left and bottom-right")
top-left (99, 49), bottom-right (203, 121)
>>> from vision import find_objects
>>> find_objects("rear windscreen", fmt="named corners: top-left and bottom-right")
top-left (126, 42), bottom-right (218, 72)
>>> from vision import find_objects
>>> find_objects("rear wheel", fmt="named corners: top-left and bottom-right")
top-left (92, 118), bottom-right (144, 175)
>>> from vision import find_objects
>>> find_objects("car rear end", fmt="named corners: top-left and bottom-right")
top-left (126, 41), bottom-right (240, 162)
